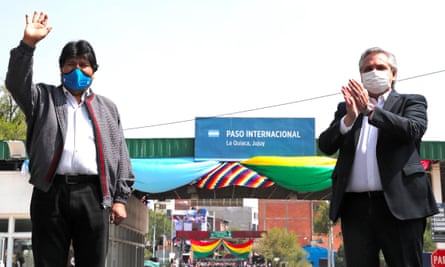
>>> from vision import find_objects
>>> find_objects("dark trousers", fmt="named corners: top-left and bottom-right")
top-left (30, 179), bottom-right (110, 267)
top-left (340, 192), bottom-right (426, 267)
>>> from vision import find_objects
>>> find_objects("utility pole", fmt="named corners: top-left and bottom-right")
top-left (171, 215), bottom-right (175, 262)
top-left (163, 218), bottom-right (166, 265)
top-left (152, 225), bottom-right (156, 256)
top-left (328, 221), bottom-right (335, 267)
top-left (163, 235), bottom-right (166, 265)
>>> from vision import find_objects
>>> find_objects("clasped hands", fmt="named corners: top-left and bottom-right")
top-left (342, 79), bottom-right (371, 126)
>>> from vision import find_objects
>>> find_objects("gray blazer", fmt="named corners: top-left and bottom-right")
top-left (318, 89), bottom-right (438, 222)
top-left (5, 41), bottom-right (134, 208)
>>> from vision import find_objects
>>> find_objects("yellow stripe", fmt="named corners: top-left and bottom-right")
top-left (241, 156), bottom-right (336, 167)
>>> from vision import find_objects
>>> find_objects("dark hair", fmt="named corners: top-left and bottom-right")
top-left (58, 40), bottom-right (99, 72)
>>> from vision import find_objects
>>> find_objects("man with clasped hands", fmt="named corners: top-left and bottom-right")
top-left (318, 47), bottom-right (438, 267)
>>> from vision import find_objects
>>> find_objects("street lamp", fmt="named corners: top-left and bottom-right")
top-left (273, 257), bottom-right (280, 267)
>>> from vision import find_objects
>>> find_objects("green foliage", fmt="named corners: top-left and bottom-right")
top-left (0, 85), bottom-right (26, 140)
top-left (145, 209), bottom-right (173, 260)
top-left (313, 201), bottom-right (330, 234)
top-left (424, 217), bottom-right (436, 252)
top-left (334, 243), bottom-right (345, 267)
top-left (255, 228), bottom-right (312, 267)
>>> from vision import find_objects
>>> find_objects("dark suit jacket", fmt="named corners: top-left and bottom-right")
top-left (318, 89), bottom-right (438, 222)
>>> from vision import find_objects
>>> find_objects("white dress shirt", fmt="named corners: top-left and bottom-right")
top-left (340, 92), bottom-right (388, 192)
top-left (56, 88), bottom-right (98, 175)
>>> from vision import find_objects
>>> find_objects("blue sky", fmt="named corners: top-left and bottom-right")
top-left (1, 1), bottom-right (444, 140)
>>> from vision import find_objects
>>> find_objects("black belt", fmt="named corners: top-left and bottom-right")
top-left (344, 191), bottom-right (384, 199)
top-left (55, 174), bottom-right (98, 185)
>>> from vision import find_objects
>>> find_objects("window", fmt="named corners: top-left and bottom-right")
top-left (0, 219), bottom-right (7, 233)
top-left (14, 219), bottom-right (32, 233)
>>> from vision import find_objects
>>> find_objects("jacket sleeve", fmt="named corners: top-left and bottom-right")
top-left (113, 113), bottom-right (135, 204)
top-left (369, 94), bottom-right (427, 144)
top-left (318, 102), bottom-right (348, 155)
top-left (5, 41), bottom-right (37, 118)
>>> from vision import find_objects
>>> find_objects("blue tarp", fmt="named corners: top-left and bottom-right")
top-left (144, 260), bottom-right (160, 267)
top-left (131, 158), bottom-right (220, 193)
top-left (302, 245), bottom-right (327, 267)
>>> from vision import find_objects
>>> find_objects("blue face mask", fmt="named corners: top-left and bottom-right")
top-left (62, 68), bottom-right (92, 91)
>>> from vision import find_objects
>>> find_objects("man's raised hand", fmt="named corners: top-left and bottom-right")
top-left (23, 11), bottom-right (52, 47)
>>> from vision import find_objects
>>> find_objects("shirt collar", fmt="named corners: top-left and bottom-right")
top-left (62, 87), bottom-right (92, 103)
top-left (370, 89), bottom-right (391, 105)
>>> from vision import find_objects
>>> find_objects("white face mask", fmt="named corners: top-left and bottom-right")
top-left (361, 70), bottom-right (391, 95)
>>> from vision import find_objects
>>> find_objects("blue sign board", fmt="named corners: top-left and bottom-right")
top-left (195, 117), bottom-right (315, 160)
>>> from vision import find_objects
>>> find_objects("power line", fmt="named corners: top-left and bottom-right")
top-left (124, 69), bottom-right (445, 132)
top-left (3, 69), bottom-right (444, 131)
top-left (397, 69), bottom-right (445, 82)
top-left (124, 92), bottom-right (340, 131)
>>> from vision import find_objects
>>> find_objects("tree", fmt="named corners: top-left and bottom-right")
top-left (255, 228), bottom-right (312, 267)
top-left (424, 217), bottom-right (436, 252)
top-left (0, 85), bottom-right (26, 140)
top-left (334, 243), bottom-right (346, 267)
top-left (312, 201), bottom-right (330, 235)
top-left (145, 209), bottom-right (173, 261)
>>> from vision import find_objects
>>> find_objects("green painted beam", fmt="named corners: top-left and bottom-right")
top-left (4, 138), bottom-right (445, 161)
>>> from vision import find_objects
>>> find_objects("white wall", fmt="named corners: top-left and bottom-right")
top-left (0, 171), bottom-right (32, 214)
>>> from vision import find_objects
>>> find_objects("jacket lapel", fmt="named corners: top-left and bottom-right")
top-left (383, 89), bottom-right (400, 111)
top-left (53, 86), bottom-right (68, 141)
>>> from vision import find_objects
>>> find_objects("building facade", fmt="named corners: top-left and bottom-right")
top-left (0, 171), bottom-right (147, 267)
